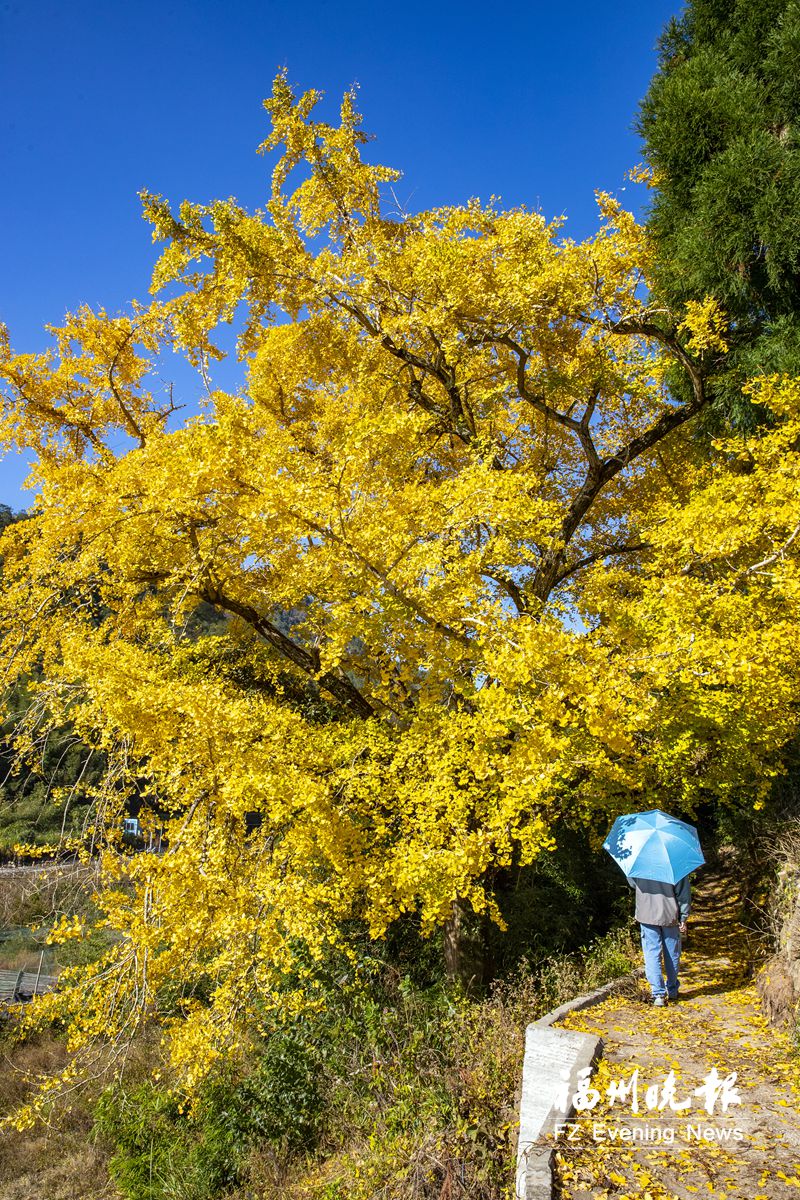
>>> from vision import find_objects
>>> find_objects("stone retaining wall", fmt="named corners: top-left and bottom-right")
top-left (515, 968), bottom-right (644, 1200)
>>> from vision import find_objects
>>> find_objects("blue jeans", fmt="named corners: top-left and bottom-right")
top-left (639, 923), bottom-right (681, 999)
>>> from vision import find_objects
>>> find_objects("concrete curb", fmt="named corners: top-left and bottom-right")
top-left (516, 967), bottom-right (645, 1199)
top-left (516, 1025), bottom-right (603, 1200)
top-left (533, 966), bottom-right (646, 1029)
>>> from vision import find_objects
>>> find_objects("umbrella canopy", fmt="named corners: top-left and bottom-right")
top-left (603, 809), bottom-right (704, 884)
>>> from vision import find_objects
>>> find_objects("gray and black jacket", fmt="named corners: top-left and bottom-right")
top-left (627, 875), bottom-right (691, 926)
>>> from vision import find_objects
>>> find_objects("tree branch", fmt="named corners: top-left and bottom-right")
top-left (734, 521), bottom-right (800, 584)
top-left (329, 294), bottom-right (476, 443)
top-left (552, 541), bottom-right (650, 587)
top-left (608, 315), bottom-right (705, 409)
top-left (296, 514), bottom-right (472, 648)
top-left (482, 333), bottom-right (585, 434)
top-left (199, 583), bottom-right (376, 718)
top-left (529, 320), bottom-right (707, 602)
top-left (481, 569), bottom-right (531, 614)
top-left (107, 328), bottom-right (146, 448)
top-left (181, 517), bottom-right (376, 718)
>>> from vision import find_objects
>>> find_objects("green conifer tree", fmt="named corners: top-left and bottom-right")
top-left (638, 0), bottom-right (800, 428)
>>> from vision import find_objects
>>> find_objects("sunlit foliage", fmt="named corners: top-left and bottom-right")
top-left (1, 74), bottom-right (799, 1120)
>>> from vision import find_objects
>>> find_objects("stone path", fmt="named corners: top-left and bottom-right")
top-left (549, 856), bottom-right (800, 1199)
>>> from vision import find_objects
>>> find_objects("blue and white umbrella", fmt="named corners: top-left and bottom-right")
top-left (603, 809), bottom-right (704, 884)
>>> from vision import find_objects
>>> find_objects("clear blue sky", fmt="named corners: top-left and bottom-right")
top-left (1, 0), bottom-right (677, 508)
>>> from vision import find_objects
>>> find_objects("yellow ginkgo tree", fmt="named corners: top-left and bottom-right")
top-left (1, 74), bottom-right (799, 1118)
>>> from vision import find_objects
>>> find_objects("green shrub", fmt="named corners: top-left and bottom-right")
top-left (93, 904), bottom-right (640, 1200)
top-left (94, 1026), bottom-right (323, 1200)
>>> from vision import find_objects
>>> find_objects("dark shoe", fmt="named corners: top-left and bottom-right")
top-left (667, 993), bottom-right (679, 1003)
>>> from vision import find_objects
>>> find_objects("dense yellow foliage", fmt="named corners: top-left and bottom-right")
top-left (1, 75), bottom-right (799, 1118)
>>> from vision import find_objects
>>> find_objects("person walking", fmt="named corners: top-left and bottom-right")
top-left (628, 874), bottom-right (691, 1006)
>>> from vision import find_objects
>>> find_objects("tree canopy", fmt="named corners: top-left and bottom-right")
top-left (637, 0), bottom-right (800, 425)
top-left (1, 73), bottom-right (799, 1118)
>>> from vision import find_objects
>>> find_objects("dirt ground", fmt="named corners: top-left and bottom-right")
top-left (550, 854), bottom-right (800, 1200)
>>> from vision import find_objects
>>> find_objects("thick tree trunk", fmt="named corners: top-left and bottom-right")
top-left (443, 897), bottom-right (490, 995)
